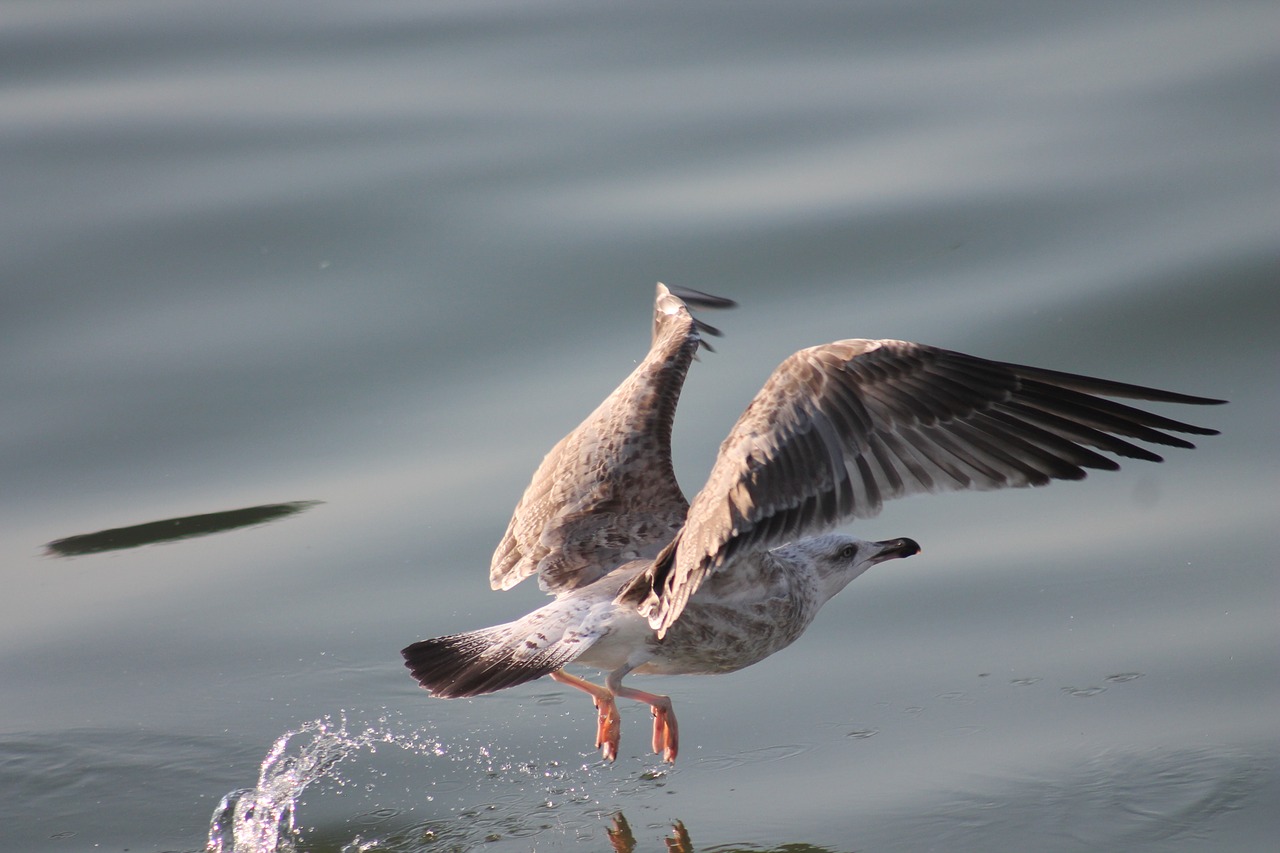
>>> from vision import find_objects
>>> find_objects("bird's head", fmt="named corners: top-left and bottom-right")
top-left (797, 533), bottom-right (920, 601)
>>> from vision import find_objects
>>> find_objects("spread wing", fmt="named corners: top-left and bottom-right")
top-left (489, 283), bottom-right (735, 595)
top-left (619, 338), bottom-right (1225, 635)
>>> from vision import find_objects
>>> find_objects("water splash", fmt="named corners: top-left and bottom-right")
top-left (202, 707), bottom-right (688, 851)
top-left (206, 713), bottom-right (442, 853)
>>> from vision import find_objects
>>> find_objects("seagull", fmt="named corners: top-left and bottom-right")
top-left (403, 283), bottom-right (1222, 763)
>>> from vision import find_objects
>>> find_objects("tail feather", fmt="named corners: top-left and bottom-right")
top-left (401, 621), bottom-right (582, 699)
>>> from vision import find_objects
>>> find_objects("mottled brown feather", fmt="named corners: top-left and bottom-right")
top-left (489, 284), bottom-right (736, 594)
top-left (620, 339), bottom-right (1223, 635)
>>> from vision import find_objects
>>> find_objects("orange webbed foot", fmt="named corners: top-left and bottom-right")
top-left (650, 701), bottom-right (679, 763)
top-left (595, 696), bottom-right (622, 762)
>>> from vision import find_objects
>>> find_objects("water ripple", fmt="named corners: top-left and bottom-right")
top-left (695, 743), bottom-right (813, 772)
top-left (1105, 671), bottom-right (1144, 683)
top-left (1060, 686), bottom-right (1107, 698)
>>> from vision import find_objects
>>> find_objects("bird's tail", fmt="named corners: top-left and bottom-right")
top-left (401, 608), bottom-right (591, 699)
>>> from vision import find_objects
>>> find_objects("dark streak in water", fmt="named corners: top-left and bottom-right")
top-left (43, 500), bottom-right (322, 557)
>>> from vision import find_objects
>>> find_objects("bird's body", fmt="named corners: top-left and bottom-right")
top-left (403, 284), bottom-right (1222, 763)
top-left (592, 536), bottom-right (917, 677)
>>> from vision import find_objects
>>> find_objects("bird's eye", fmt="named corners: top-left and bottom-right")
top-left (838, 543), bottom-right (858, 560)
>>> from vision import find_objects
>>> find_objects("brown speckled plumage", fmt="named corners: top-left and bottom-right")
top-left (403, 284), bottom-right (1222, 763)
top-left (488, 284), bottom-right (733, 594)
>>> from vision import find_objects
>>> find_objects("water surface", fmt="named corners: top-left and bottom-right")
top-left (1, 2), bottom-right (1276, 851)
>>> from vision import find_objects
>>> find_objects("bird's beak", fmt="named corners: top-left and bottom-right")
top-left (869, 537), bottom-right (921, 564)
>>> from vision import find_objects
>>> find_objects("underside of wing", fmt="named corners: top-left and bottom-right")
top-left (620, 338), bottom-right (1224, 634)
top-left (489, 283), bottom-right (736, 595)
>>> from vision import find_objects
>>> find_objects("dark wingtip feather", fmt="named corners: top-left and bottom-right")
top-left (665, 284), bottom-right (739, 311)
top-left (669, 284), bottom-right (736, 349)
top-left (1005, 361), bottom-right (1227, 407)
top-left (694, 318), bottom-right (725, 338)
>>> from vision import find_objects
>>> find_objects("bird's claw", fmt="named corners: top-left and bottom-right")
top-left (651, 703), bottom-right (679, 762)
top-left (595, 698), bottom-right (622, 762)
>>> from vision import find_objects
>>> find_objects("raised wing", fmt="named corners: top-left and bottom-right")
top-left (489, 283), bottom-right (736, 595)
top-left (619, 338), bottom-right (1224, 635)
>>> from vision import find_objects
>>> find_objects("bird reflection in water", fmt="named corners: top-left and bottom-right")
top-left (607, 812), bottom-right (692, 853)
top-left (605, 812), bottom-right (847, 853)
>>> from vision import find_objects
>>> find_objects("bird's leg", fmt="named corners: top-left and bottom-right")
top-left (610, 680), bottom-right (679, 763)
top-left (550, 669), bottom-right (622, 761)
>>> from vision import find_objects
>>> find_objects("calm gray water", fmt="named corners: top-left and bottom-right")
top-left (1, 2), bottom-right (1276, 851)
